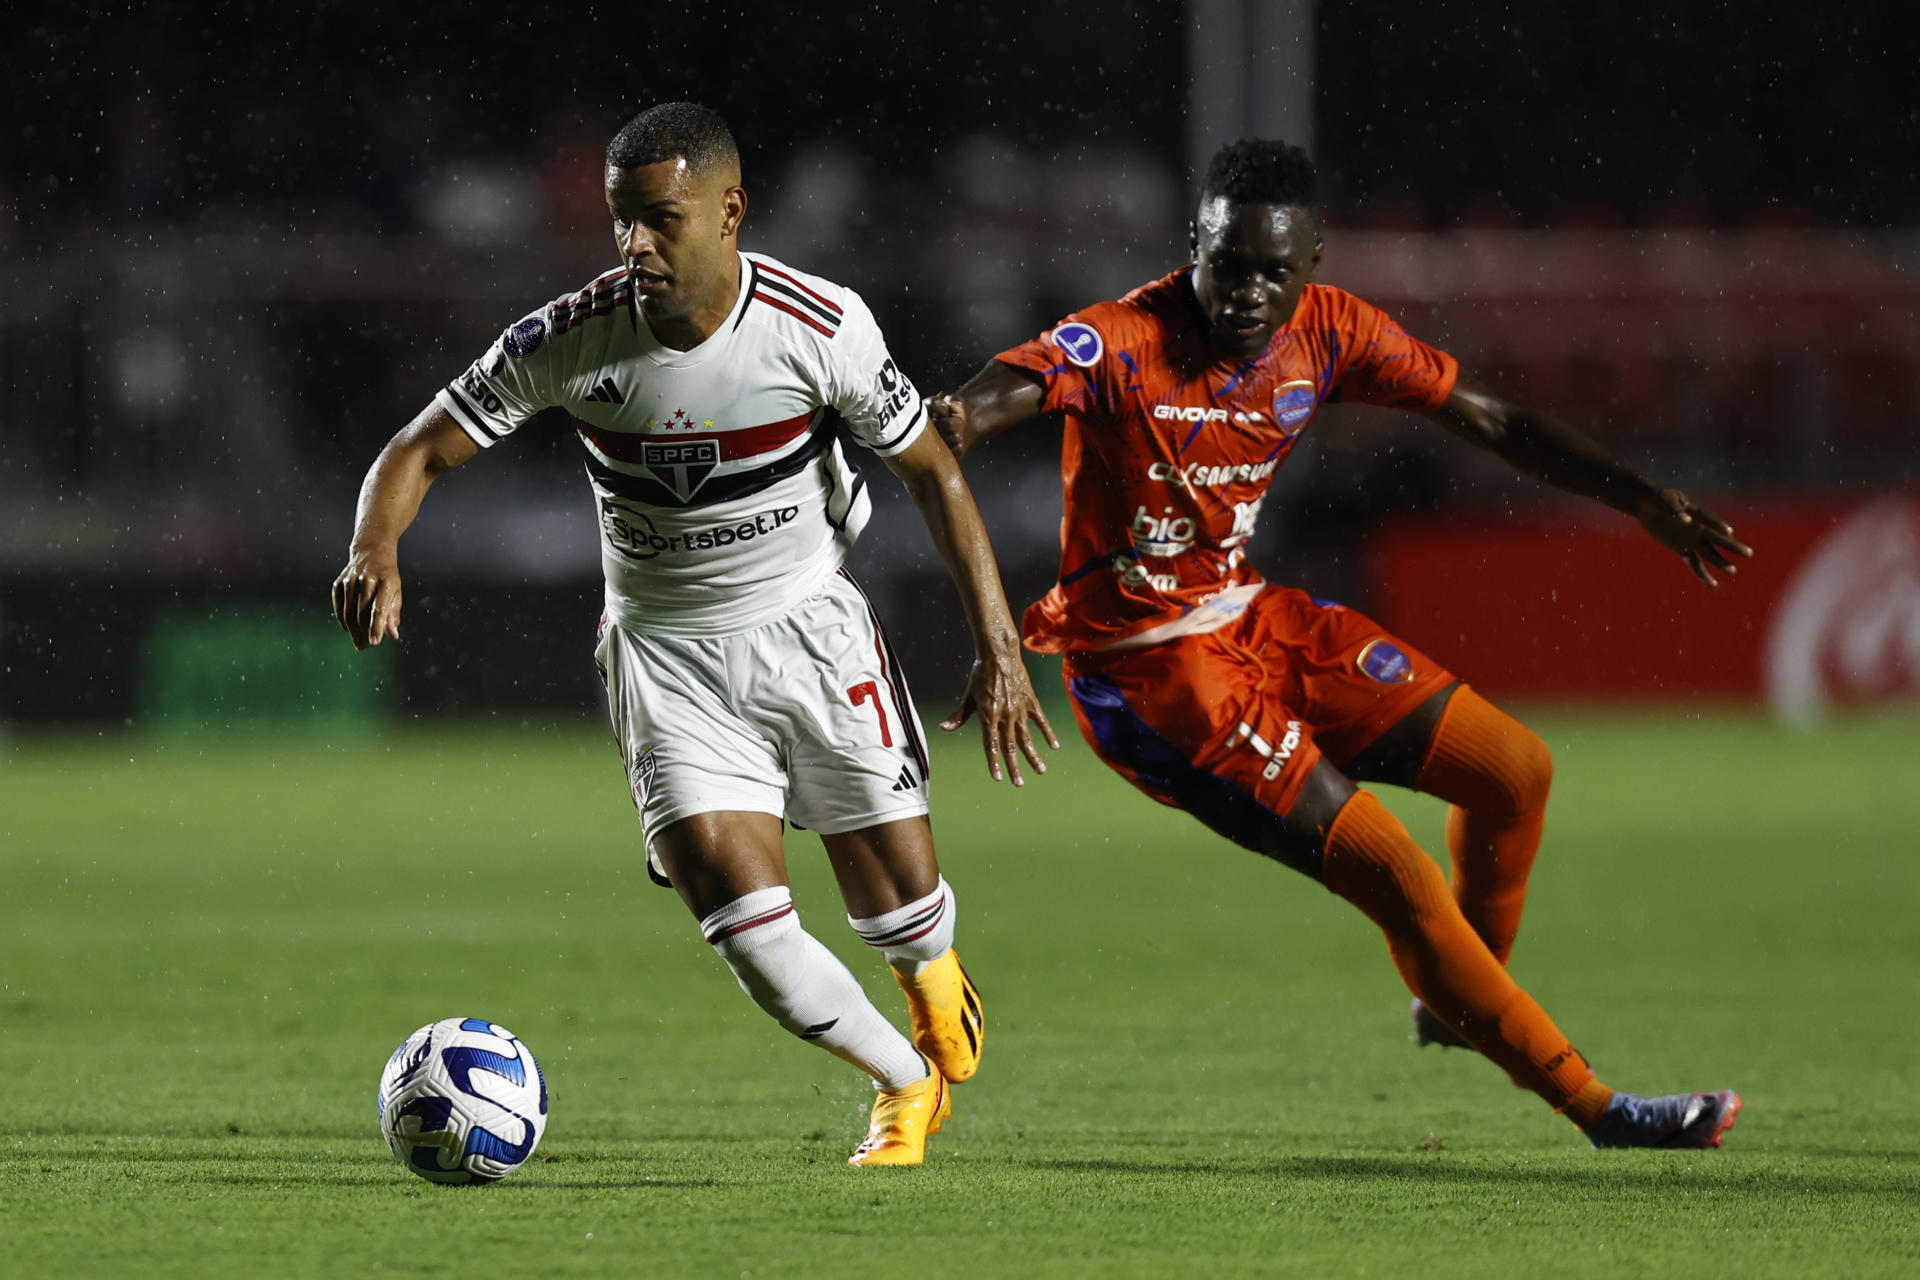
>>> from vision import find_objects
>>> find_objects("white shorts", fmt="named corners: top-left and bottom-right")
top-left (595, 569), bottom-right (932, 874)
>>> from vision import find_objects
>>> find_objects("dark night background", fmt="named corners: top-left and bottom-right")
top-left (2, 0), bottom-right (1913, 726)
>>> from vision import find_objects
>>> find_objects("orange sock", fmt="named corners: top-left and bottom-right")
top-left (1323, 790), bottom-right (1613, 1128)
top-left (1414, 686), bottom-right (1553, 966)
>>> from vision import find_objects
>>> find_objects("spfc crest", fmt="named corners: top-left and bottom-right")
top-left (628, 748), bottom-right (657, 802)
top-left (641, 438), bottom-right (720, 501)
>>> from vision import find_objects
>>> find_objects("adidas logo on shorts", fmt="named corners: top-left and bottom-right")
top-left (890, 765), bottom-right (919, 792)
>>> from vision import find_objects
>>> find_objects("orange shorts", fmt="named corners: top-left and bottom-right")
top-left (1062, 584), bottom-right (1455, 852)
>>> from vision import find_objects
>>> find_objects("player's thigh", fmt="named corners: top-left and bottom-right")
top-left (1342, 680), bottom-right (1461, 787)
top-left (745, 572), bottom-right (934, 839)
top-left (819, 816), bottom-right (940, 919)
top-left (1063, 643), bottom-right (1339, 877)
top-left (597, 623), bottom-right (788, 856)
top-left (1253, 586), bottom-right (1459, 769)
top-left (649, 810), bottom-right (791, 921)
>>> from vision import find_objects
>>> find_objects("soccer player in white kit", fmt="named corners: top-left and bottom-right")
top-left (332, 103), bottom-right (1056, 1165)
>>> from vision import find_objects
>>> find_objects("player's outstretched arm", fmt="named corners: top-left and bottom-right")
top-left (1426, 371), bottom-right (1754, 586)
top-left (882, 428), bottom-right (1059, 785)
top-left (928, 361), bottom-right (1048, 460)
top-left (332, 403), bottom-right (479, 649)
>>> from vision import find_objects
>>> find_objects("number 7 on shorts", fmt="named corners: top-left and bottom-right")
top-left (848, 680), bottom-right (893, 746)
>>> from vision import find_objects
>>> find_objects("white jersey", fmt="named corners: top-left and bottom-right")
top-left (437, 252), bottom-right (926, 636)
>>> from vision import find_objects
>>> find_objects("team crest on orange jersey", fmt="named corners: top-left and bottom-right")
top-left (1357, 638), bottom-right (1415, 683)
top-left (1272, 380), bottom-right (1317, 437)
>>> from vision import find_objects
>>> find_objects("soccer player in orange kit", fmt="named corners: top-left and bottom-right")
top-left (931, 138), bottom-right (1754, 1148)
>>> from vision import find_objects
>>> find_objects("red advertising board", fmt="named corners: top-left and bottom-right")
top-left (1365, 495), bottom-right (1920, 722)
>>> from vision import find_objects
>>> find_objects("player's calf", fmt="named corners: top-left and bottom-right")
top-left (1414, 686), bottom-right (1553, 965)
top-left (704, 886), bottom-right (926, 1088)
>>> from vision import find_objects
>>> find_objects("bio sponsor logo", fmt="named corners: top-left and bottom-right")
top-left (1148, 458), bottom-right (1280, 488)
top-left (601, 500), bottom-right (801, 561)
top-left (1131, 504), bottom-right (1196, 557)
top-left (1234, 718), bottom-right (1305, 782)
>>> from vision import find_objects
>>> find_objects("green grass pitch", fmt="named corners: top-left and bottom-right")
top-left (3, 709), bottom-right (1917, 1277)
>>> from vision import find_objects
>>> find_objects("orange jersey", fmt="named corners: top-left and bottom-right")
top-left (996, 271), bottom-right (1459, 653)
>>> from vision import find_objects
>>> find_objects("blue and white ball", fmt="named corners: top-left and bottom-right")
top-left (377, 1018), bottom-right (548, 1185)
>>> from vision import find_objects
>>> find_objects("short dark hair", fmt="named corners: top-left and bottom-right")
top-left (606, 102), bottom-right (740, 176)
top-left (1202, 139), bottom-right (1317, 208)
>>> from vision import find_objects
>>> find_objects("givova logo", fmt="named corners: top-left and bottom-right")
top-left (1153, 405), bottom-right (1229, 423)
top-left (1233, 718), bottom-right (1305, 782)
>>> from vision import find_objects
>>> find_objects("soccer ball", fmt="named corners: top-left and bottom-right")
top-left (377, 1017), bottom-right (549, 1184)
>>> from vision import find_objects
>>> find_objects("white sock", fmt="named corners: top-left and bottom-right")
top-left (702, 886), bottom-right (926, 1089)
top-left (848, 876), bottom-right (956, 976)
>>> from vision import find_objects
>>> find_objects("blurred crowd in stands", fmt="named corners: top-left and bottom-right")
top-left (4, 2), bottom-right (1912, 604)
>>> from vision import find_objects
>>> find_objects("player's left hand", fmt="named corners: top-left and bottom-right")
top-left (1636, 487), bottom-right (1753, 586)
top-left (941, 647), bottom-right (1061, 786)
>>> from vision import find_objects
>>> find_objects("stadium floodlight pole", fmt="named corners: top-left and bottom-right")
top-left (1187, 0), bottom-right (1316, 192)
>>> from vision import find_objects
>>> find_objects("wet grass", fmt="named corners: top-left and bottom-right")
top-left (3, 711), bottom-right (1917, 1277)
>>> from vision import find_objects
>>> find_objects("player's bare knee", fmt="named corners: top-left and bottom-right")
top-left (822, 817), bottom-right (940, 918)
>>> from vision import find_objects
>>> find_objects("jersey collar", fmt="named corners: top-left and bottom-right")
top-left (635, 255), bottom-right (751, 369)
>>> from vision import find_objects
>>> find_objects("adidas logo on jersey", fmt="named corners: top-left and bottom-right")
top-left (585, 377), bottom-right (627, 404)
top-left (890, 764), bottom-right (920, 792)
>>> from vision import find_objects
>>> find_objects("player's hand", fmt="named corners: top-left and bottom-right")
top-left (1635, 487), bottom-right (1753, 587)
top-left (927, 393), bottom-right (971, 460)
top-left (940, 646), bottom-right (1061, 786)
top-left (332, 546), bottom-right (404, 649)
